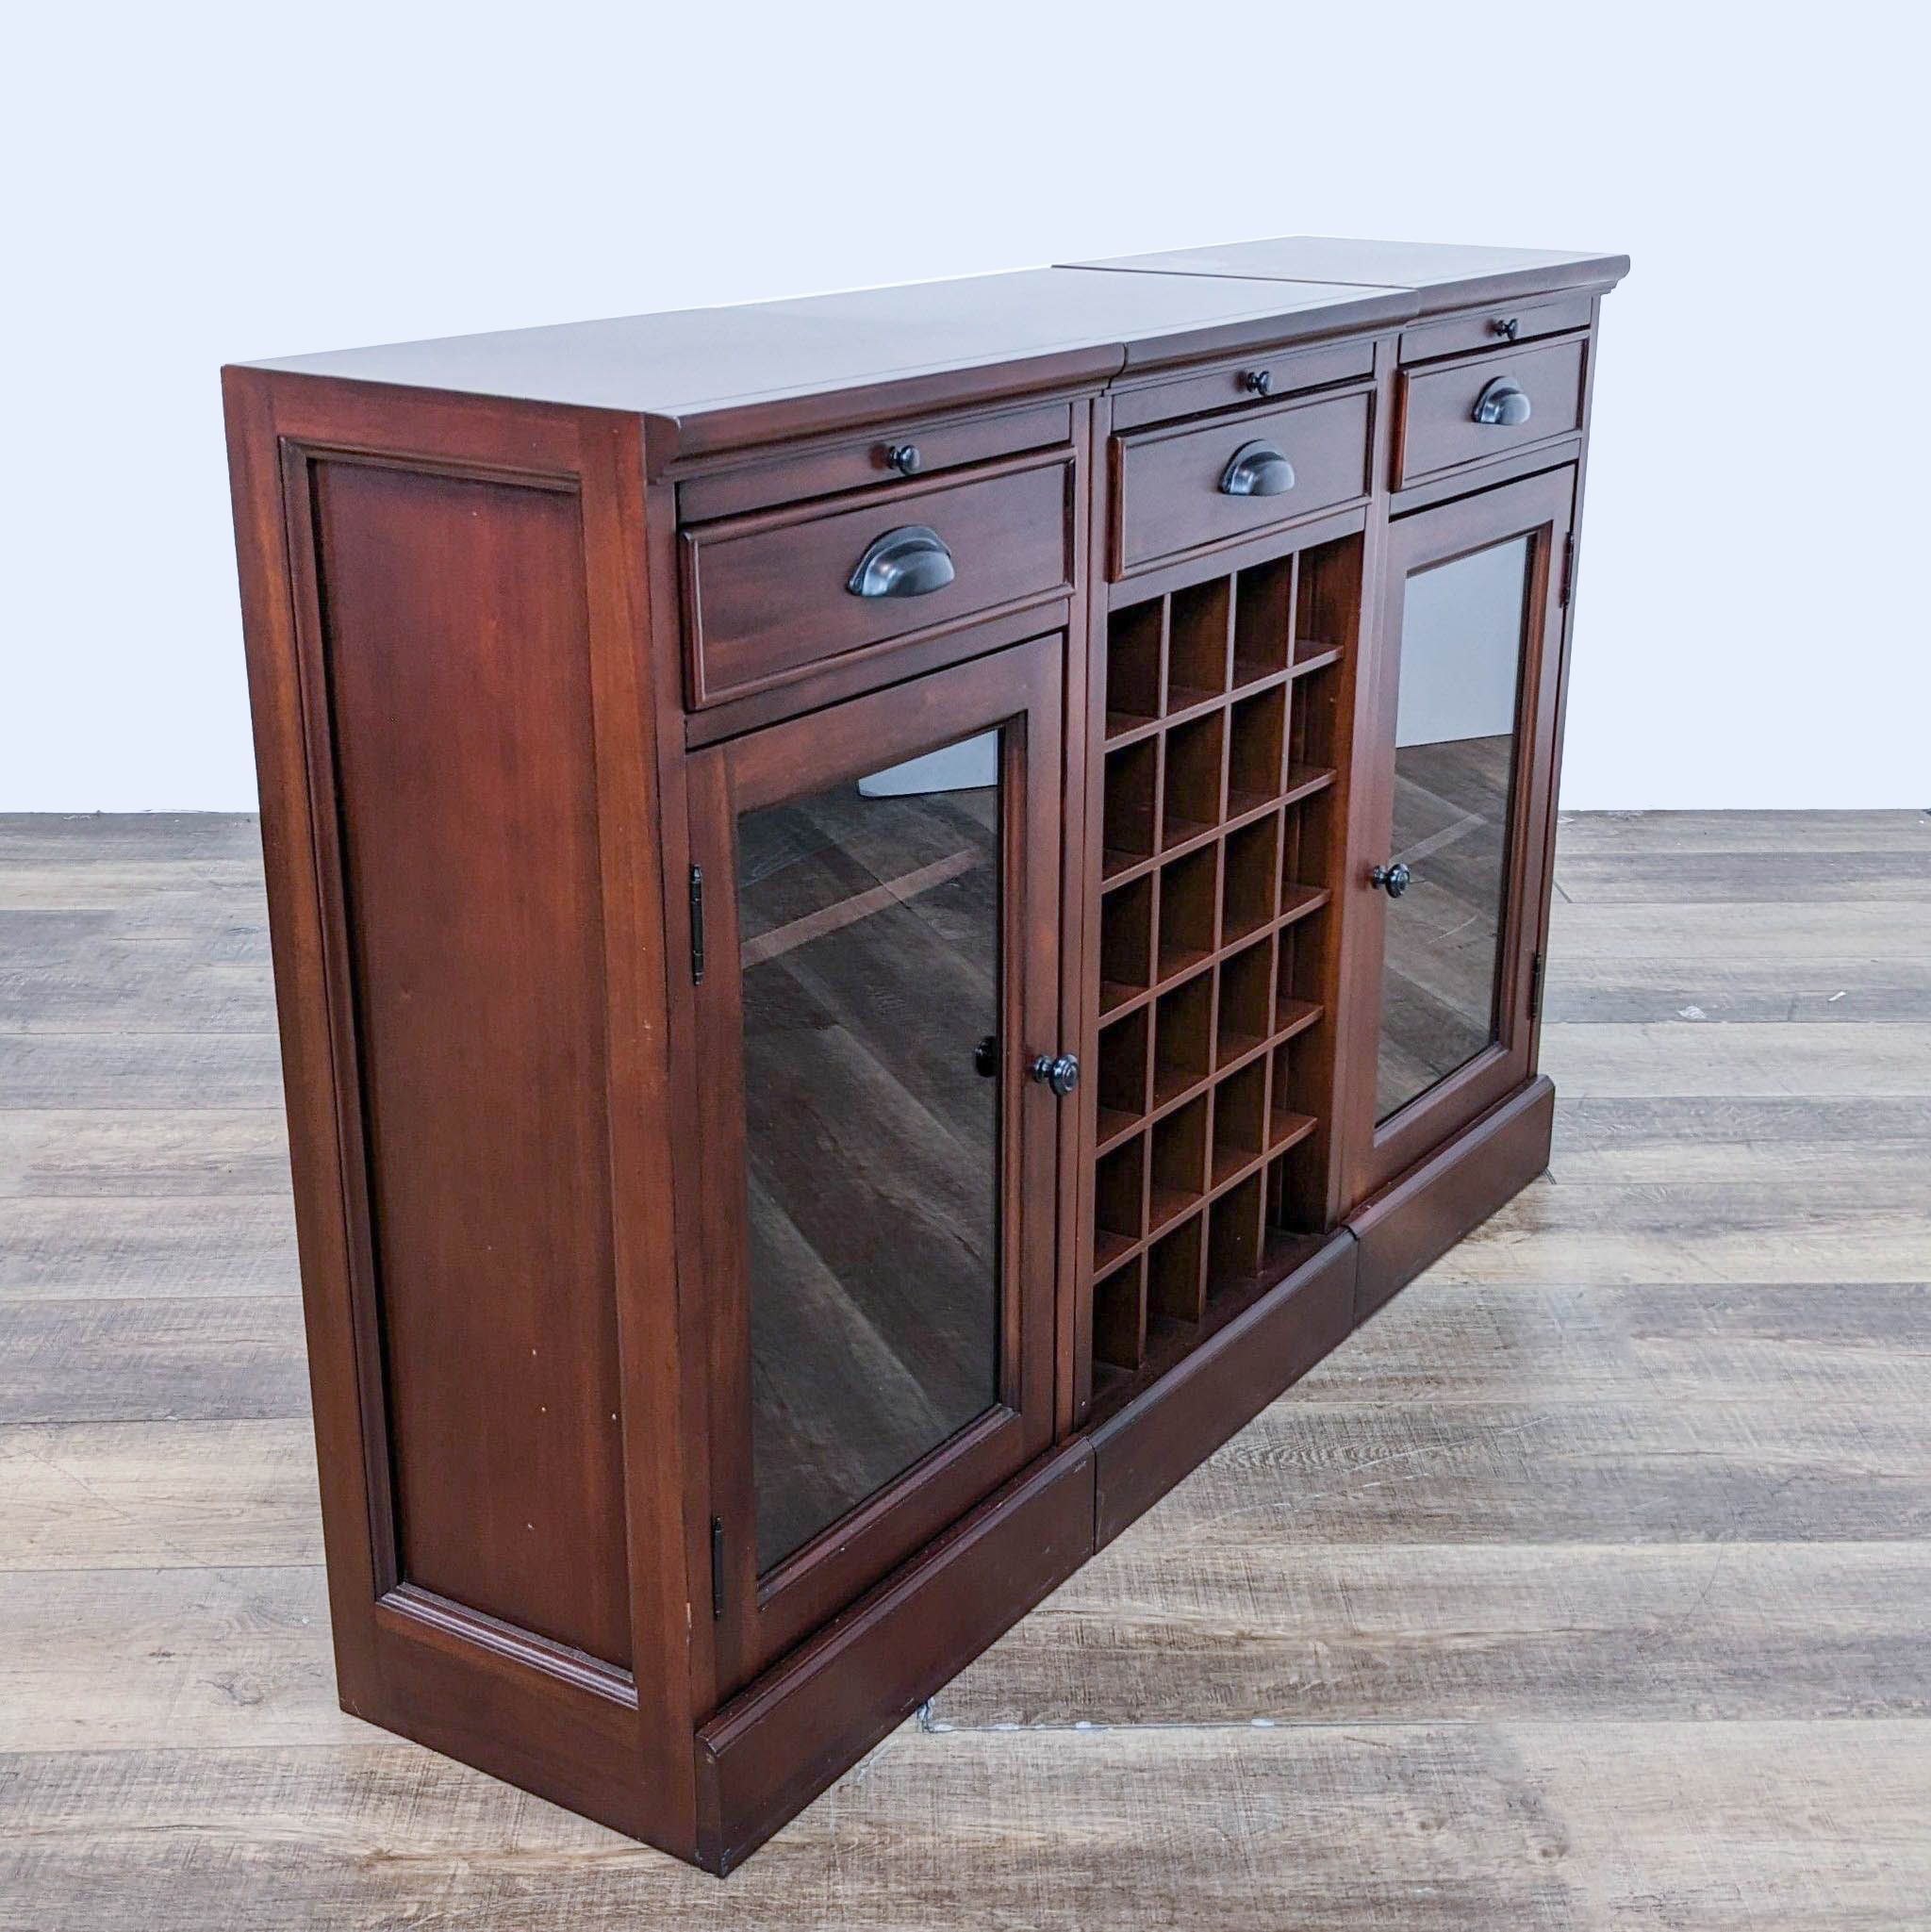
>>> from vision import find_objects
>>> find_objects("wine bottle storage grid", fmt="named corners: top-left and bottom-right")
top-left (1090, 537), bottom-right (1357, 1379)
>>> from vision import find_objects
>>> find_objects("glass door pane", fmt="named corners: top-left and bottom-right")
top-left (735, 732), bottom-right (1002, 1574)
top-left (1375, 537), bottom-right (1530, 1124)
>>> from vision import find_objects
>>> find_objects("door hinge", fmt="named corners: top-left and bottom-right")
top-left (689, 865), bottom-right (705, 984)
top-left (1528, 950), bottom-right (1546, 1023)
top-left (1560, 532), bottom-right (1577, 609)
top-left (709, 1515), bottom-right (724, 1621)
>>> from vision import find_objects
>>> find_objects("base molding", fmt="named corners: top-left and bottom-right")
top-left (1350, 1075), bottom-right (1556, 1323)
top-left (1090, 1232), bottom-right (1357, 1547)
top-left (346, 1596), bottom-right (660, 1851)
top-left (695, 1440), bottom-right (1094, 1874)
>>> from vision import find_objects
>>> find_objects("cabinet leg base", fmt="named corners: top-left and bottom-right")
top-left (1349, 1074), bottom-right (1556, 1324)
top-left (694, 1442), bottom-right (1095, 1875)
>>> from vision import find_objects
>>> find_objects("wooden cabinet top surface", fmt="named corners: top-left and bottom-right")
top-left (240, 237), bottom-right (1626, 470)
top-left (1067, 234), bottom-right (1629, 307)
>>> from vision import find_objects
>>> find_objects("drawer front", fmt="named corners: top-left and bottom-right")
top-left (1114, 389), bottom-right (1372, 574)
top-left (1110, 338), bottom-right (1374, 433)
top-left (677, 400), bottom-right (1071, 523)
top-left (1396, 336), bottom-right (1585, 486)
top-left (684, 456), bottom-right (1073, 707)
top-left (1398, 294), bottom-right (1593, 365)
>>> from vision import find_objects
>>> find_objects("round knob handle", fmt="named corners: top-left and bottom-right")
top-left (1491, 316), bottom-right (1521, 341)
top-left (1370, 862), bottom-right (1411, 900)
top-left (1029, 1051), bottom-right (1080, 1098)
top-left (1242, 368), bottom-right (1273, 397)
top-left (883, 443), bottom-right (922, 476)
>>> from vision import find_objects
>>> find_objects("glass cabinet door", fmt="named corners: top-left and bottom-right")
top-left (736, 751), bottom-right (1002, 1576)
top-left (1375, 533), bottom-right (1532, 1123)
top-left (1348, 468), bottom-right (1576, 1202)
top-left (689, 641), bottom-right (1064, 1688)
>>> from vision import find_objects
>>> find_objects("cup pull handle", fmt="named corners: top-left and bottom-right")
top-left (1218, 440), bottom-right (1296, 498)
top-left (1472, 376), bottom-right (1532, 427)
top-left (846, 525), bottom-right (956, 599)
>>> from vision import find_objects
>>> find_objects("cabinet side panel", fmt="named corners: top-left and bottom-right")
top-left (308, 456), bottom-right (632, 1669)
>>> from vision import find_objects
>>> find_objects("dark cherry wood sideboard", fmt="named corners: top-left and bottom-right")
top-left (223, 235), bottom-right (1626, 1873)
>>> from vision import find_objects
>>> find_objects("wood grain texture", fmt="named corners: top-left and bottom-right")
top-left (0, 1032), bottom-right (283, 1108)
top-left (0, 1421), bottom-right (321, 1569)
top-left (1069, 235), bottom-right (1629, 310)
top-left (1552, 807), bottom-right (1931, 856)
top-left (241, 267), bottom-right (1423, 467)
top-left (934, 1540), bottom-right (1931, 1726)
top-left (307, 456), bottom-right (633, 1669)
top-left (685, 453), bottom-right (1072, 705)
top-left (0, 1199), bottom-right (296, 1299)
top-left (1539, 1019), bottom-right (1931, 1096)
top-left (0, 1564), bottom-right (349, 1752)
top-left (2, 1725), bottom-right (1922, 1931)
top-left (0, 809), bottom-right (1926, 1924)
top-left (0, 1296), bottom-right (308, 1423)
top-left (0, 1111), bottom-right (289, 1197)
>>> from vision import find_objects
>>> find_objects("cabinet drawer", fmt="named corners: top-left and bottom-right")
top-left (676, 401), bottom-right (1071, 523)
top-left (1398, 293), bottom-right (1593, 365)
top-left (1113, 389), bottom-right (1372, 574)
top-left (1395, 337), bottom-right (1585, 487)
top-left (683, 455), bottom-right (1073, 708)
top-left (1109, 338), bottom-right (1374, 433)
top-left (1119, 388), bottom-right (1375, 571)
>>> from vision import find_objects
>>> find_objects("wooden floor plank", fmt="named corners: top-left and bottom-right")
top-left (1553, 807), bottom-right (1929, 856)
top-left (0, 1421), bottom-right (321, 1572)
top-left (0, 949), bottom-right (275, 1032)
top-left (0, 1297), bottom-right (309, 1423)
top-left (0, 813), bottom-right (264, 862)
top-left (0, 869), bottom-right (269, 916)
top-left (1436, 1172), bottom-right (1931, 1284)
top-left (1553, 1132), bottom-right (1930, 1186)
top-left (1135, 1395), bottom-right (1931, 1546)
top-left (933, 1539), bottom-right (1931, 1726)
top-left (0, 900), bottom-right (269, 955)
top-left (1551, 1094), bottom-right (1931, 1170)
top-left (1519, 1719), bottom-right (1931, 1931)
top-left (1, 1724), bottom-right (1924, 1931)
top-left (1304, 1278), bottom-right (1931, 1408)
top-left (0, 1110), bottom-right (291, 1197)
top-left (1545, 899), bottom-right (1931, 961)
top-left (0, 1564), bottom-right (349, 1753)
top-left (1540, 1018), bottom-right (1931, 1095)
top-left (0, 1198), bottom-right (299, 1300)
top-left (1542, 954), bottom-right (1931, 1022)
top-left (0, 1032), bottom-right (284, 1109)
top-left (1554, 848), bottom-right (1931, 902)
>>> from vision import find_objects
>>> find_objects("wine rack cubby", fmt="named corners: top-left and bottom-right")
top-left (1089, 531), bottom-right (1361, 1401)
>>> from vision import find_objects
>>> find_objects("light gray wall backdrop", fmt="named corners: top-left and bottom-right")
top-left (2, 1), bottom-right (1924, 811)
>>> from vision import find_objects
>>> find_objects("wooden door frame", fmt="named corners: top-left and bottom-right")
top-left (1339, 464), bottom-right (1576, 1209)
top-left (686, 636), bottom-right (1066, 1695)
